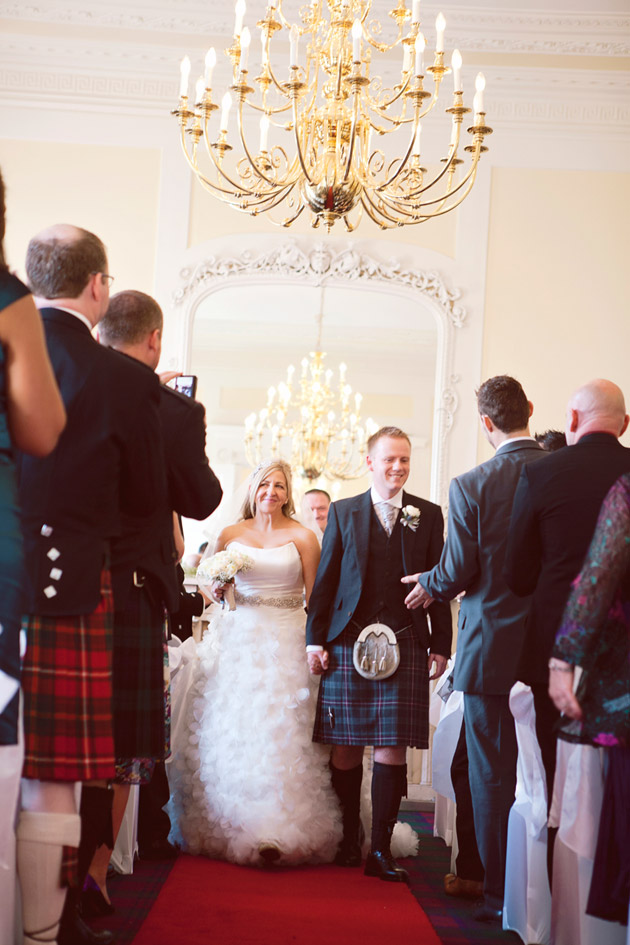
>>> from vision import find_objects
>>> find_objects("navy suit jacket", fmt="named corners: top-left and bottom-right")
top-left (504, 432), bottom-right (630, 684)
top-left (18, 308), bottom-right (165, 616)
top-left (421, 439), bottom-right (545, 694)
top-left (305, 488), bottom-right (452, 657)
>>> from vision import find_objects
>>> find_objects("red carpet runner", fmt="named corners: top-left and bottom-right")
top-left (132, 854), bottom-right (441, 945)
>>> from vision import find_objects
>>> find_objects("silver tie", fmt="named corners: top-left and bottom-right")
top-left (377, 501), bottom-right (397, 536)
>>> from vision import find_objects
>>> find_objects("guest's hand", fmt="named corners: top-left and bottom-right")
top-left (159, 370), bottom-right (182, 386)
top-left (401, 574), bottom-right (434, 610)
top-left (548, 659), bottom-right (582, 720)
top-left (307, 650), bottom-right (329, 675)
top-left (428, 652), bottom-right (447, 681)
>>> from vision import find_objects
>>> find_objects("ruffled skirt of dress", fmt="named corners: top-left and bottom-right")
top-left (168, 603), bottom-right (342, 866)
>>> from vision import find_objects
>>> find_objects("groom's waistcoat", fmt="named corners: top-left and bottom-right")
top-left (352, 507), bottom-right (409, 632)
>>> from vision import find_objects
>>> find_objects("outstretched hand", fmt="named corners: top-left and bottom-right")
top-left (307, 650), bottom-right (329, 675)
top-left (401, 573), bottom-right (435, 610)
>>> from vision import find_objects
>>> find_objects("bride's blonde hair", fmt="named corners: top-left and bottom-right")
top-left (240, 459), bottom-right (296, 520)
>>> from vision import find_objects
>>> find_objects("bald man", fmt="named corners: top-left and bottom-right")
top-left (504, 379), bottom-right (630, 806)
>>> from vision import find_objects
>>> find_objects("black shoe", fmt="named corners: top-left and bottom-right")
top-left (81, 885), bottom-right (115, 919)
top-left (59, 909), bottom-right (115, 945)
top-left (334, 840), bottom-right (362, 868)
top-left (472, 902), bottom-right (503, 926)
top-left (138, 840), bottom-right (179, 861)
top-left (364, 851), bottom-right (409, 884)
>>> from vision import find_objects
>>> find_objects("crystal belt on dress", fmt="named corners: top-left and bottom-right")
top-left (234, 591), bottom-right (303, 609)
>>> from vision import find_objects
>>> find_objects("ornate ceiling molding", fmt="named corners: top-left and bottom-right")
top-left (1, 3), bottom-right (628, 56)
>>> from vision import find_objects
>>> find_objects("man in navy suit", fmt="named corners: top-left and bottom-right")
top-left (306, 427), bottom-right (452, 882)
top-left (504, 379), bottom-right (630, 807)
top-left (17, 225), bottom-right (165, 945)
top-left (403, 376), bottom-right (545, 924)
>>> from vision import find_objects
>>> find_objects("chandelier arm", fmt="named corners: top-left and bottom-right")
top-left (374, 110), bottom-right (420, 191)
top-left (198, 119), bottom-right (285, 200)
top-left (360, 188), bottom-right (409, 227)
top-left (274, 0), bottom-right (322, 36)
top-left (342, 85), bottom-right (362, 184)
top-left (291, 95), bottom-right (315, 186)
top-left (364, 73), bottom-right (412, 114)
top-left (384, 144), bottom-right (480, 208)
top-left (342, 203), bottom-right (363, 231)
top-left (235, 97), bottom-right (288, 190)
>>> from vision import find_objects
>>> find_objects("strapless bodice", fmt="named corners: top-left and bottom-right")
top-left (227, 540), bottom-right (303, 599)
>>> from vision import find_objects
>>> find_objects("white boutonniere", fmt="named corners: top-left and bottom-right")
top-left (400, 505), bottom-right (421, 531)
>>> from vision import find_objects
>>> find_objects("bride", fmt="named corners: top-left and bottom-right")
top-left (168, 460), bottom-right (342, 866)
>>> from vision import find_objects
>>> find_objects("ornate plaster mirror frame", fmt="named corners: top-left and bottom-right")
top-left (171, 239), bottom-right (466, 507)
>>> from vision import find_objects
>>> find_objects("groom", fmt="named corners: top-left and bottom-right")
top-left (306, 426), bottom-right (452, 882)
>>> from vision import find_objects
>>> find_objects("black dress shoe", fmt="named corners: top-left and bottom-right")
top-left (59, 910), bottom-right (115, 945)
top-left (472, 902), bottom-right (503, 926)
top-left (364, 851), bottom-right (409, 884)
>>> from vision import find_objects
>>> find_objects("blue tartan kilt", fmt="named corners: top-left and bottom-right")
top-left (313, 622), bottom-right (430, 748)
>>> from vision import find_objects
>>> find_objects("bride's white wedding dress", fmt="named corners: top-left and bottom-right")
top-left (168, 541), bottom-right (342, 866)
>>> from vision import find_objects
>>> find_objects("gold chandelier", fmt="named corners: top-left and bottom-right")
top-left (244, 298), bottom-right (376, 481)
top-left (172, 0), bottom-right (492, 232)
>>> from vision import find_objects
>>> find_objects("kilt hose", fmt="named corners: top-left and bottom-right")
top-left (313, 622), bottom-right (430, 748)
top-left (21, 570), bottom-right (115, 782)
top-left (112, 576), bottom-right (166, 768)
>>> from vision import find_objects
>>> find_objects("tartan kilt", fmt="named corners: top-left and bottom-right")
top-left (22, 571), bottom-right (115, 782)
top-left (112, 578), bottom-right (165, 763)
top-left (313, 622), bottom-right (430, 748)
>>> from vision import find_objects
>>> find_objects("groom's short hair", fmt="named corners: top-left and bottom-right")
top-left (367, 426), bottom-right (411, 453)
top-left (476, 375), bottom-right (530, 433)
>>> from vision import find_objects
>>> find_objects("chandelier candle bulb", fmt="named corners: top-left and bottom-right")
top-left (435, 12), bottom-right (446, 52)
top-left (475, 72), bottom-right (486, 112)
top-left (402, 43), bottom-right (411, 73)
top-left (412, 0), bottom-right (421, 24)
top-left (414, 33), bottom-right (425, 77)
top-left (352, 19), bottom-right (362, 63)
top-left (451, 48), bottom-right (462, 90)
top-left (260, 31), bottom-right (268, 66)
top-left (290, 25), bottom-right (299, 68)
top-left (240, 27), bottom-right (251, 71)
top-left (179, 55), bottom-right (191, 98)
top-left (220, 92), bottom-right (232, 131)
top-left (234, 0), bottom-right (246, 37)
top-left (205, 48), bottom-right (217, 87)
top-left (194, 76), bottom-right (205, 105)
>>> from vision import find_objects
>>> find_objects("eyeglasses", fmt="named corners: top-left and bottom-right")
top-left (92, 271), bottom-right (115, 287)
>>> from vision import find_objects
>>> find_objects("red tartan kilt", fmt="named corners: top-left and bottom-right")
top-left (21, 571), bottom-right (116, 782)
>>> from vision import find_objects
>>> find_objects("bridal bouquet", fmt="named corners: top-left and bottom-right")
top-left (196, 548), bottom-right (254, 611)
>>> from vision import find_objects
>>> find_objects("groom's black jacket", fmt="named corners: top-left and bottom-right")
top-left (305, 489), bottom-right (452, 657)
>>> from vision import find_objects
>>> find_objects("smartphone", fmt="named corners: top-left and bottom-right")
top-left (172, 375), bottom-right (198, 399)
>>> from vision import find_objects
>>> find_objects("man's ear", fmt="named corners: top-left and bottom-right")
top-left (568, 408), bottom-right (579, 433)
top-left (620, 414), bottom-right (630, 437)
top-left (148, 328), bottom-right (161, 353)
top-left (479, 414), bottom-right (494, 434)
top-left (528, 401), bottom-right (534, 419)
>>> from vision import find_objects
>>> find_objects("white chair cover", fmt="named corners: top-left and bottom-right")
top-left (549, 740), bottom-right (626, 945)
top-left (430, 658), bottom-right (461, 867)
top-left (110, 786), bottom-right (139, 875)
top-left (503, 683), bottom-right (551, 944)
